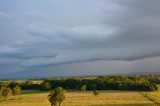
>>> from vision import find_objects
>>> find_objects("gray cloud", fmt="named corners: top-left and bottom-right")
top-left (0, 11), bottom-right (10, 17)
top-left (0, 0), bottom-right (160, 78)
top-left (28, 11), bottom-right (49, 20)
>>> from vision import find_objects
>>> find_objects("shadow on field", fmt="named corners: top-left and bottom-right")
top-left (91, 103), bottom-right (160, 106)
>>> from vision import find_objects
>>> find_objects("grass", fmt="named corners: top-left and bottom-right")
top-left (141, 85), bottom-right (160, 104)
top-left (142, 91), bottom-right (160, 104)
top-left (0, 90), bottom-right (159, 106)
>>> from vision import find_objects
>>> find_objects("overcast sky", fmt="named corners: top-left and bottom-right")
top-left (0, 0), bottom-right (160, 79)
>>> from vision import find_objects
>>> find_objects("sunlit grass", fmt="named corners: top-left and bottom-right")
top-left (0, 90), bottom-right (159, 106)
top-left (142, 91), bottom-right (160, 104)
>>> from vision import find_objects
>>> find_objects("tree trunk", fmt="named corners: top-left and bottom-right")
top-left (59, 103), bottom-right (60, 106)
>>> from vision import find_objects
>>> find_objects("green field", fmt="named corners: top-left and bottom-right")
top-left (21, 90), bottom-right (48, 94)
top-left (0, 90), bottom-right (160, 106)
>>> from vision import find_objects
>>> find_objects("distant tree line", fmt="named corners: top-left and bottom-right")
top-left (146, 77), bottom-right (160, 85)
top-left (40, 76), bottom-right (158, 91)
top-left (20, 81), bottom-right (40, 90)
top-left (0, 75), bottom-right (158, 92)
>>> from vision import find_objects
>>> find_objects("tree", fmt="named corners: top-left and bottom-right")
top-left (9, 81), bottom-right (19, 89)
top-left (48, 87), bottom-right (66, 106)
top-left (12, 86), bottom-right (21, 99)
top-left (93, 90), bottom-right (99, 96)
top-left (0, 85), bottom-right (5, 99)
top-left (25, 81), bottom-right (33, 86)
top-left (2, 87), bottom-right (12, 100)
top-left (20, 81), bottom-right (34, 90)
top-left (81, 85), bottom-right (87, 91)
top-left (92, 84), bottom-right (99, 96)
top-left (40, 82), bottom-right (51, 91)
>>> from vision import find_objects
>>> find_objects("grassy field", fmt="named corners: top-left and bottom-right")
top-left (142, 91), bottom-right (160, 104)
top-left (141, 85), bottom-right (160, 104)
top-left (0, 90), bottom-right (159, 106)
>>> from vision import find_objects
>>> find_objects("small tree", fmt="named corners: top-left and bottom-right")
top-left (93, 90), bottom-right (99, 96)
top-left (48, 87), bottom-right (66, 106)
top-left (0, 85), bottom-right (5, 99)
top-left (81, 85), bottom-right (87, 91)
top-left (2, 87), bottom-right (12, 100)
top-left (12, 86), bottom-right (21, 99)
top-left (92, 84), bottom-right (99, 96)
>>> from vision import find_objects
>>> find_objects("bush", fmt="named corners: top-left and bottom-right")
top-left (12, 86), bottom-right (21, 97)
top-left (80, 85), bottom-right (87, 91)
top-left (2, 87), bottom-right (12, 99)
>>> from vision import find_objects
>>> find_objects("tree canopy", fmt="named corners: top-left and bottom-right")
top-left (48, 87), bottom-right (66, 106)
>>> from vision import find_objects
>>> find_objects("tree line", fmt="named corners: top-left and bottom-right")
top-left (0, 75), bottom-right (158, 92)
top-left (40, 76), bottom-right (158, 91)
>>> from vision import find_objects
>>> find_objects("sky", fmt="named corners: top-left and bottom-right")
top-left (0, 0), bottom-right (160, 79)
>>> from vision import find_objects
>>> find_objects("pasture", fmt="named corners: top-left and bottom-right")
top-left (0, 90), bottom-right (159, 106)
top-left (142, 91), bottom-right (160, 104)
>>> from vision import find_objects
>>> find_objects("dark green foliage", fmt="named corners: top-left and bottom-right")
top-left (81, 85), bottom-right (87, 91)
top-left (48, 87), bottom-right (66, 106)
top-left (20, 81), bottom-right (40, 90)
top-left (0, 75), bottom-right (158, 92)
top-left (12, 86), bottom-right (21, 96)
top-left (92, 84), bottom-right (99, 96)
top-left (148, 77), bottom-right (160, 84)
top-left (9, 81), bottom-right (19, 89)
top-left (43, 76), bottom-right (158, 91)
top-left (92, 84), bottom-right (97, 90)
top-left (40, 82), bottom-right (51, 91)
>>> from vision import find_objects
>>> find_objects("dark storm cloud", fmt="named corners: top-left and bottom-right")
top-left (20, 0), bottom-right (160, 67)
top-left (0, 0), bottom-right (160, 78)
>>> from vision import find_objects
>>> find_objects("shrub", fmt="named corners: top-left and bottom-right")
top-left (2, 87), bottom-right (12, 100)
top-left (81, 85), bottom-right (87, 91)
top-left (12, 86), bottom-right (21, 99)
